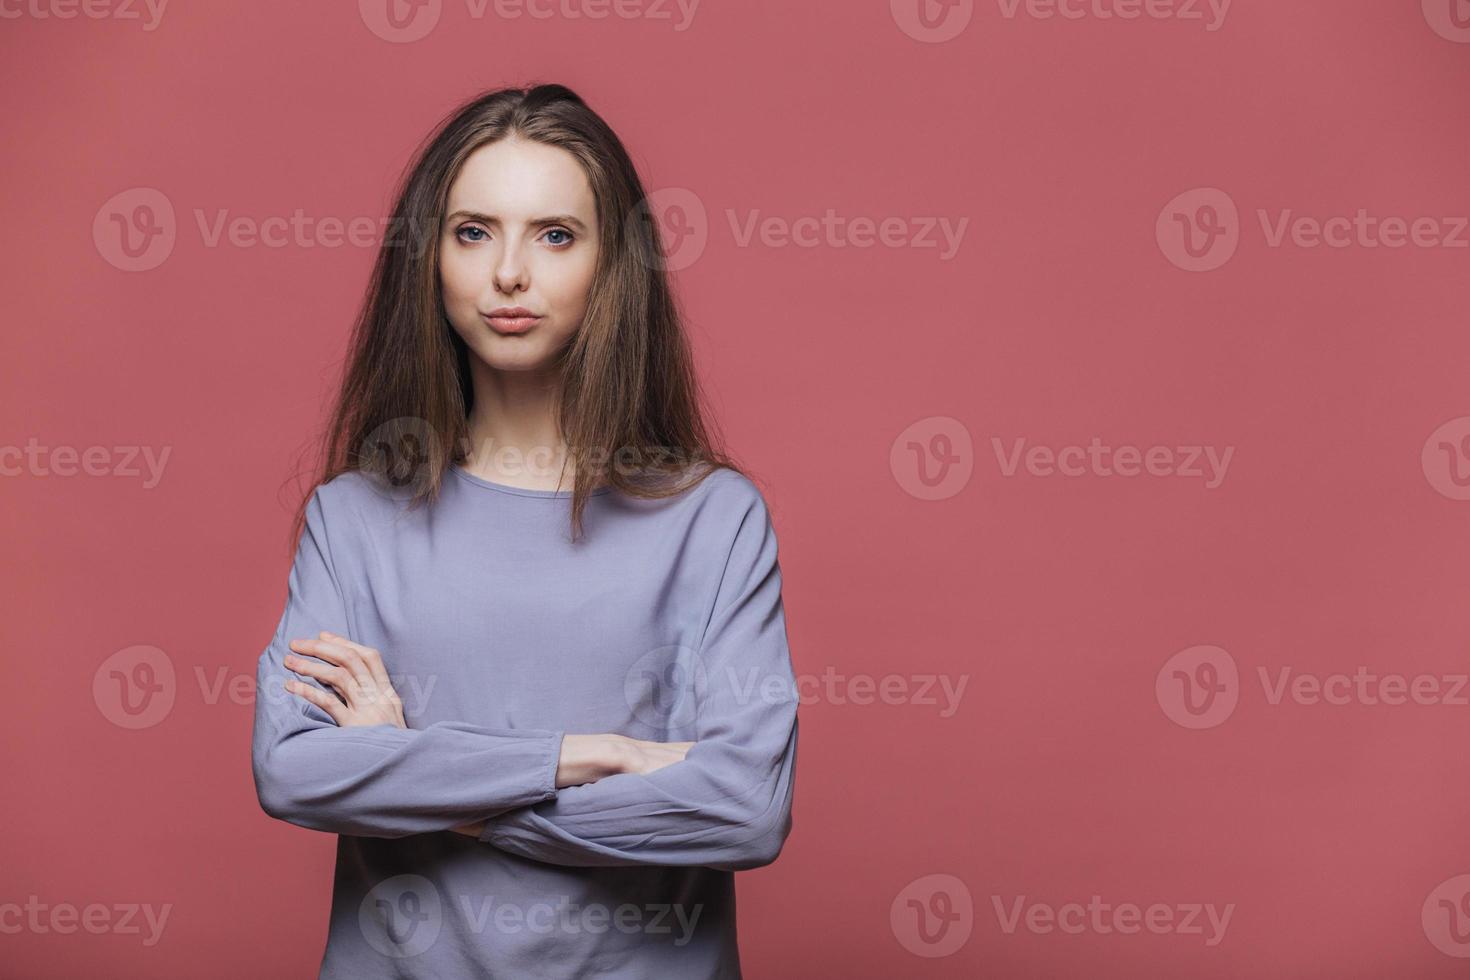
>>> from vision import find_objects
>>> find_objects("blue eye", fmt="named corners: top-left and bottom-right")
top-left (453, 225), bottom-right (574, 247)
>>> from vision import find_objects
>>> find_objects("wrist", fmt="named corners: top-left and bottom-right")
top-left (557, 733), bottom-right (626, 787)
top-left (598, 734), bottom-right (629, 778)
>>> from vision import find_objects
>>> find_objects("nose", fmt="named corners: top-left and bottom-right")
top-left (491, 237), bottom-right (530, 295)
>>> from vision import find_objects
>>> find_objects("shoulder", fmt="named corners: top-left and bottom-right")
top-left (307, 469), bottom-right (370, 519)
top-left (312, 468), bottom-right (418, 512)
top-left (688, 465), bottom-right (771, 521)
top-left (684, 466), bottom-right (781, 558)
top-left (301, 469), bottom-right (408, 545)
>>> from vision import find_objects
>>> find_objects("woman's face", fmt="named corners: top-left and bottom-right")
top-left (438, 136), bottom-right (600, 376)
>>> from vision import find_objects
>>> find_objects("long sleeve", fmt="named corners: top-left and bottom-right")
top-left (477, 487), bottom-right (800, 871)
top-left (250, 484), bottom-right (566, 838)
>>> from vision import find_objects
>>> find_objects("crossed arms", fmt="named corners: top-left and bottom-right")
top-left (250, 487), bottom-right (798, 872)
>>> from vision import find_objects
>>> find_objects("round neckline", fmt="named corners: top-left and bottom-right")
top-left (450, 463), bottom-right (612, 498)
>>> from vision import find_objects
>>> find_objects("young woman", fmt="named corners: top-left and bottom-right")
top-left (250, 84), bottom-right (799, 979)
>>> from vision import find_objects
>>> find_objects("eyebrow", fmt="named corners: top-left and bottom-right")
top-left (445, 210), bottom-right (590, 233)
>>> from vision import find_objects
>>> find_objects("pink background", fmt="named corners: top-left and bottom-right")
top-left (4, 0), bottom-right (1470, 976)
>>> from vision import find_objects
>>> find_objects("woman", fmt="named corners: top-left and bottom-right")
top-left (250, 84), bottom-right (799, 979)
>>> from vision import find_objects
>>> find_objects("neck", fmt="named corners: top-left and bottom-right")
top-left (461, 361), bottom-right (573, 488)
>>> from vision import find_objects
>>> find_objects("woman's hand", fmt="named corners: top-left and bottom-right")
top-left (283, 630), bottom-right (407, 730)
top-left (604, 733), bottom-right (695, 777)
top-left (551, 733), bottom-right (695, 786)
top-left (447, 734), bottom-right (696, 838)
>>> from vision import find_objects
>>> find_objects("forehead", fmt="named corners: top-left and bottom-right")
top-left (446, 137), bottom-right (595, 218)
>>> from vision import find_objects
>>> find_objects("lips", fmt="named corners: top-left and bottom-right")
top-left (481, 309), bottom-right (542, 334)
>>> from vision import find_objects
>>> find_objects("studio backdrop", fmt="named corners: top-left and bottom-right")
top-left (3, 1), bottom-right (1470, 977)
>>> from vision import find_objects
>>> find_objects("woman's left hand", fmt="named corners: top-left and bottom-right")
top-left (283, 631), bottom-right (408, 730)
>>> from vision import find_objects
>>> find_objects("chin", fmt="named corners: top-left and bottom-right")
top-left (476, 346), bottom-right (556, 372)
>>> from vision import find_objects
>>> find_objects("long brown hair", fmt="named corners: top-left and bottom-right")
top-left (285, 83), bottom-right (742, 549)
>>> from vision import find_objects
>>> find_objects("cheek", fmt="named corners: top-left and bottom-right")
top-left (438, 248), bottom-right (478, 308)
top-left (556, 256), bottom-right (598, 312)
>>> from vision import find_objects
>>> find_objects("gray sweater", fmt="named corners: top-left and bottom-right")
top-left (250, 463), bottom-right (799, 978)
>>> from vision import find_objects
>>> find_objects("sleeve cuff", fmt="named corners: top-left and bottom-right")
top-left (477, 730), bottom-right (563, 843)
